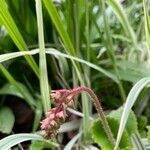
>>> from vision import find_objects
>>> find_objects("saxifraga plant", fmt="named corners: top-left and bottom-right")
top-left (40, 87), bottom-right (116, 146)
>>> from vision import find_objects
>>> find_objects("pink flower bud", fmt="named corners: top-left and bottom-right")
top-left (50, 89), bottom-right (70, 103)
top-left (40, 103), bottom-right (67, 138)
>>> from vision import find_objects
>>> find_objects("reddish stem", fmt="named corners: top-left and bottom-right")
top-left (56, 87), bottom-right (116, 146)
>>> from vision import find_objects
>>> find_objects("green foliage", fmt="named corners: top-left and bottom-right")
top-left (143, 0), bottom-right (150, 50)
top-left (30, 140), bottom-right (58, 150)
top-left (0, 106), bottom-right (15, 134)
top-left (115, 77), bottom-right (150, 150)
top-left (35, 0), bottom-right (50, 113)
top-left (117, 60), bottom-right (150, 83)
top-left (0, 0), bottom-right (39, 77)
top-left (109, 107), bottom-right (138, 136)
top-left (32, 100), bottom-right (43, 132)
top-left (0, 133), bottom-right (58, 150)
top-left (0, 0), bottom-right (149, 149)
top-left (91, 117), bottom-right (132, 150)
top-left (147, 127), bottom-right (150, 142)
top-left (91, 107), bottom-right (137, 149)
top-left (137, 116), bottom-right (148, 137)
top-left (107, 0), bottom-right (136, 46)
top-left (0, 83), bottom-right (36, 107)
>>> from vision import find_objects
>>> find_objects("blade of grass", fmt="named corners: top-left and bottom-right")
top-left (0, 0), bottom-right (39, 77)
top-left (84, 0), bottom-right (92, 118)
top-left (0, 133), bottom-right (59, 150)
top-left (0, 50), bottom-right (39, 63)
top-left (114, 77), bottom-right (150, 150)
top-left (42, 0), bottom-right (89, 138)
top-left (64, 131), bottom-right (82, 150)
top-left (100, 0), bottom-right (126, 102)
top-left (106, 0), bottom-right (137, 46)
top-left (0, 49), bottom-right (118, 83)
top-left (85, 0), bottom-right (90, 62)
top-left (143, 0), bottom-right (150, 51)
top-left (42, 1), bottom-right (84, 84)
top-left (132, 133), bottom-right (145, 150)
top-left (35, 0), bottom-right (50, 113)
top-left (32, 100), bottom-right (43, 132)
top-left (42, 0), bottom-right (75, 55)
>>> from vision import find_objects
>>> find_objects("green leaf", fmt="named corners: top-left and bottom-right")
top-left (137, 116), bottom-right (148, 131)
top-left (0, 49), bottom-right (39, 63)
top-left (0, 0), bottom-right (27, 50)
top-left (43, 0), bottom-right (75, 55)
top-left (147, 126), bottom-right (150, 142)
top-left (114, 77), bottom-right (150, 150)
top-left (0, 83), bottom-right (36, 107)
top-left (0, 65), bottom-right (36, 108)
top-left (45, 49), bottom-right (118, 83)
top-left (109, 107), bottom-right (138, 136)
top-left (0, 0), bottom-right (39, 77)
top-left (32, 100), bottom-right (43, 132)
top-left (0, 48), bottom-right (118, 83)
top-left (0, 106), bottom-right (15, 134)
top-left (30, 140), bottom-right (59, 150)
top-left (143, 0), bottom-right (150, 50)
top-left (116, 60), bottom-right (150, 83)
top-left (91, 117), bottom-right (132, 150)
top-left (0, 83), bottom-right (23, 98)
top-left (35, 0), bottom-right (50, 113)
top-left (42, 0), bottom-right (90, 136)
top-left (0, 133), bottom-right (53, 150)
top-left (101, 0), bottom-right (126, 102)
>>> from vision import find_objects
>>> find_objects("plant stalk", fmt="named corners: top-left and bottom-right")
top-left (58, 87), bottom-right (116, 146)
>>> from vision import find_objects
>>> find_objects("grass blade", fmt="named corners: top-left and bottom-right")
top-left (0, 0), bottom-right (39, 77)
top-left (43, 0), bottom-right (75, 55)
top-left (32, 100), bottom-right (43, 132)
top-left (0, 133), bottom-right (58, 150)
top-left (0, 49), bottom-right (118, 83)
top-left (114, 77), bottom-right (150, 150)
top-left (42, 0), bottom-right (90, 137)
top-left (0, 50), bottom-right (39, 63)
top-left (143, 0), bottom-right (150, 51)
top-left (35, 0), bottom-right (50, 113)
top-left (64, 131), bottom-right (82, 150)
top-left (107, 0), bottom-right (137, 46)
top-left (0, 49), bottom-right (118, 82)
top-left (101, 0), bottom-right (126, 102)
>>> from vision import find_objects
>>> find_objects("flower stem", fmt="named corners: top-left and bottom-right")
top-left (58, 87), bottom-right (116, 146)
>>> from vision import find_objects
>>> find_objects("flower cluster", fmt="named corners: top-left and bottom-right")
top-left (40, 87), bottom-right (115, 145)
top-left (40, 89), bottom-right (73, 138)
top-left (41, 104), bottom-right (66, 138)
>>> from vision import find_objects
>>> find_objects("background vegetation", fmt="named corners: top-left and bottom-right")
top-left (0, 0), bottom-right (150, 149)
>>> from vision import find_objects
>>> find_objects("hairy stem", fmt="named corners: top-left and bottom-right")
top-left (58, 87), bottom-right (116, 146)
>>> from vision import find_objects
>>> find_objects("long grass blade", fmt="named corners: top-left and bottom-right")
top-left (0, 49), bottom-right (118, 83)
top-left (42, 0), bottom-right (90, 137)
top-left (107, 0), bottom-right (137, 46)
top-left (0, 0), bottom-right (39, 77)
top-left (64, 131), bottom-right (82, 150)
top-left (143, 0), bottom-right (150, 51)
top-left (35, 0), bottom-right (50, 113)
top-left (0, 133), bottom-right (58, 150)
top-left (101, 0), bottom-right (126, 102)
top-left (114, 77), bottom-right (150, 150)
top-left (43, 0), bottom-right (75, 55)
